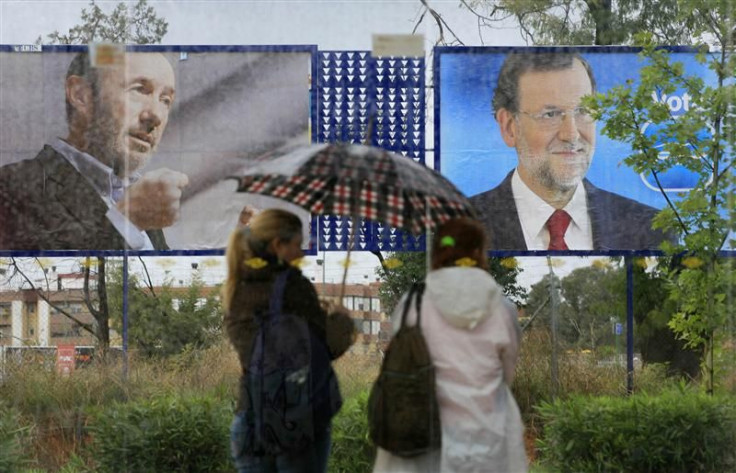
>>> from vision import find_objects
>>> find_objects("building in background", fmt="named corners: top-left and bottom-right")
top-left (314, 281), bottom-right (388, 355)
top-left (1, 278), bottom-right (388, 355)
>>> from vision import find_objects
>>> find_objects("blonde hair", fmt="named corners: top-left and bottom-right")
top-left (221, 208), bottom-right (303, 312)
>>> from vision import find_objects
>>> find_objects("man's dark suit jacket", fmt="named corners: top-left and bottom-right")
top-left (0, 145), bottom-right (168, 251)
top-left (469, 170), bottom-right (669, 250)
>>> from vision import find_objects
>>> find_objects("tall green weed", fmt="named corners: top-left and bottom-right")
top-left (0, 400), bottom-right (32, 473)
top-left (329, 389), bottom-right (374, 473)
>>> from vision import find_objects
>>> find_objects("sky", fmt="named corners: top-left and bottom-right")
top-left (1, 0), bottom-right (526, 48)
top-left (0, 0), bottom-right (592, 291)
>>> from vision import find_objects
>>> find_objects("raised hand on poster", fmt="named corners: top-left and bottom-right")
top-left (117, 168), bottom-right (189, 230)
top-left (237, 205), bottom-right (260, 229)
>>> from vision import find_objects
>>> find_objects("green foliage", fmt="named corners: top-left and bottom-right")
top-left (328, 390), bottom-right (374, 473)
top-left (376, 252), bottom-right (527, 315)
top-left (85, 395), bottom-right (231, 473)
top-left (512, 330), bottom-right (674, 425)
top-left (57, 454), bottom-right (91, 473)
top-left (488, 257), bottom-right (528, 306)
top-left (592, 3), bottom-right (735, 390)
top-left (108, 267), bottom-right (223, 358)
top-left (630, 259), bottom-right (703, 379)
top-left (0, 343), bottom-right (240, 472)
top-left (537, 391), bottom-right (736, 472)
top-left (464, 0), bottom-right (698, 45)
top-left (375, 252), bottom-right (427, 315)
top-left (40, 0), bottom-right (167, 45)
top-left (560, 263), bottom-right (625, 350)
top-left (0, 401), bottom-right (32, 473)
top-left (524, 259), bottom-right (703, 378)
top-left (525, 262), bottom-right (625, 349)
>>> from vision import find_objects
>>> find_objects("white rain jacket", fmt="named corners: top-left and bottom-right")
top-left (372, 266), bottom-right (528, 473)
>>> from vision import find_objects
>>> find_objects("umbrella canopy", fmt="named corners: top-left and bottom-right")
top-left (235, 142), bottom-right (475, 235)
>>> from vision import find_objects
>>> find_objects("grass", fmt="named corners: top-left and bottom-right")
top-left (0, 341), bottom-right (241, 471)
top-left (2, 330), bottom-right (729, 472)
top-left (529, 465), bottom-right (552, 473)
top-left (332, 350), bottom-right (381, 399)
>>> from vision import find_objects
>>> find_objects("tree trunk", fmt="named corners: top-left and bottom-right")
top-left (586, 0), bottom-right (617, 45)
top-left (95, 257), bottom-right (111, 354)
top-left (83, 256), bottom-right (111, 356)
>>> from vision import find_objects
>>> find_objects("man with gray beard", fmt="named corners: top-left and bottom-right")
top-left (469, 51), bottom-right (669, 250)
top-left (0, 51), bottom-right (188, 250)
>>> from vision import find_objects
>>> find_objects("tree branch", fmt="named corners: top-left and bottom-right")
top-left (137, 256), bottom-right (156, 296)
top-left (521, 296), bottom-right (549, 332)
top-left (82, 257), bottom-right (101, 320)
top-left (419, 0), bottom-right (466, 45)
top-left (516, 12), bottom-right (537, 45)
top-left (8, 258), bottom-right (95, 335)
top-left (412, 9), bottom-right (427, 35)
top-left (458, 0), bottom-right (497, 22)
top-left (650, 167), bottom-right (690, 236)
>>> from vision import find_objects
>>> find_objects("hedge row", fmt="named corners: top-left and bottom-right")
top-left (6, 389), bottom-right (733, 473)
top-left (85, 395), bottom-right (232, 473)
top-left (537, 391), bottom-right (736, 473)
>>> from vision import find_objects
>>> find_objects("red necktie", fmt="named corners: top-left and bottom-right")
top-left (547, 210), bottom-right (571, 250)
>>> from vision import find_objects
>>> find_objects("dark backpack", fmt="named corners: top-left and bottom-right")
top-left (240, 268), bottom-right (342, 456)
top-left (368, 282), bottom-right (441, 457)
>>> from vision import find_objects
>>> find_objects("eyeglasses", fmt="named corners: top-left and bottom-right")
top-left (517, 107), bottom-right (595, 128)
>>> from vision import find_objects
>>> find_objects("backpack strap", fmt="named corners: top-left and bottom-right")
top-left (414, 282), bottom-right (426, 326)
top-left (269, 268), bottom-right (292, 316)
top-left (400, 282), bottom-right (426, 328)
top-left (399, 284), bottom-right (417, 329)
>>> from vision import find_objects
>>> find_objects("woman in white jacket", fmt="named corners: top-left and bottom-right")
top-left (373, 218), bottom-right (528, 473)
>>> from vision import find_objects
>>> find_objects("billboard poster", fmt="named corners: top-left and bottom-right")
top-left (435, 46), bottom-right (717, 252)
top-left (0, 45), bottom-right (314, 251)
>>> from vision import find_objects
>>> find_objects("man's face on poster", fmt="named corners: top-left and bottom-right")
top-left (497, 59), bottom-right (596, 198)
top-left (86, 53), bottom-right (175, 178)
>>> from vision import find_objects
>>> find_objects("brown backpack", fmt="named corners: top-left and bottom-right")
top-left (368, 282), bottom-right (441, 457)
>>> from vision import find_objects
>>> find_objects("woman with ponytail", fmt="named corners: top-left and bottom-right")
top-left (373, 218), bottom-right (527, 473)
top-left (224, 208), bottom-right (355, 473)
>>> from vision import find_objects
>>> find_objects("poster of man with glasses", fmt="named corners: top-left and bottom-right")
top-left (436, 48), bottom-right (698, 252)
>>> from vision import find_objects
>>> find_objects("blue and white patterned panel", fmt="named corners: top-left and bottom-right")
top-left (317, 51), bottom-right (425, 252)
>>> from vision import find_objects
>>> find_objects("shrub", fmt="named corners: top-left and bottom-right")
top-left (512, 329), bottom-right (673, 429)
top-left (329, 389), bottom-right (374, 473)
top-left (537, 390), bottom-right (736, 472)
top-left (85, 394), bottom-right (232, 473)
top-left (0, 401), bottom-right (32, 473)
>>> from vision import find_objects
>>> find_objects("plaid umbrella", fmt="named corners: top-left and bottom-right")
top-left (235, 142), bottom-right (474, 236)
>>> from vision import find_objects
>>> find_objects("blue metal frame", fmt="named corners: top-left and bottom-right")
top-left (626, 256), bottom-right (634, 394)
top-left (122, 252), bottom-right (129, 379)
top-left (315, 51), bottom-right (426, 253)
top-left (3, 44), bottom-right (730, 392)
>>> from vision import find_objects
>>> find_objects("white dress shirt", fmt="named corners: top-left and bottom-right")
top-left (510, 169), bottom-right (593, 250)
top-left (51, 138), bottom-right (154, 250)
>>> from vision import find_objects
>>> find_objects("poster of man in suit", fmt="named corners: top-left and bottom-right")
top-left (0, 45), bottom-right (313, 251)
top-left (436, 47), bottom-right (707, 252)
